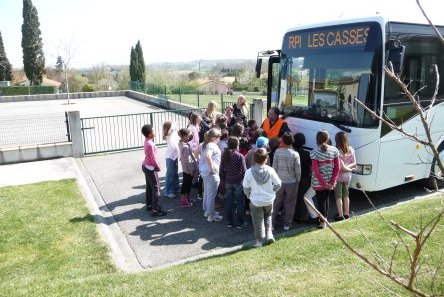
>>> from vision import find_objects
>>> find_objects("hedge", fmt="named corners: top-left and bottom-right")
top-left (0, 86), bottom-right (58, 96)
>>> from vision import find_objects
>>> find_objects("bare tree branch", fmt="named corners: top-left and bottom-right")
top-left (389, 242), bottom-right (400, 274)
top-left (426, 65), bottom-right (440, 122)
top-left (358, 185), bottom-right (413, 260)
top-left (416, 0), bottom-right (444, 47)
top-left (390, 220), bottom-right (417, 238)
top-left (304, 197), bottom-right (430, 297)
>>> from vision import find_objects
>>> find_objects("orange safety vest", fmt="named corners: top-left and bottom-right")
top-left (262, 118), bottom-right (285, 138)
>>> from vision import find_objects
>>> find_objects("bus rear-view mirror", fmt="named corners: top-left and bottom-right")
top-left (255, 58), bottom-right (262, 78)
top-left (386, 40), bottom-right (405, 74)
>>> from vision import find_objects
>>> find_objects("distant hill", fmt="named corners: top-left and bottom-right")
top-left (147, 59), bottom-right (256, 72)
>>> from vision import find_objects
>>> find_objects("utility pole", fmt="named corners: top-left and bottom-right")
top-left (64, 62), bottom-right (70, 104)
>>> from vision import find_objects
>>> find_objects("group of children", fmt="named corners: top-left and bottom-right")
top-left (141, 105), bottom-right (356, 247)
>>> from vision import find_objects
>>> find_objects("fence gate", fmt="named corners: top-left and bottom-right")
top-left (80, 108), bottom-right (202, 155)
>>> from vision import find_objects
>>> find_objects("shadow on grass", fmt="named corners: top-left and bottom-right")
top-left (69, 214), bottom-right (96, 223)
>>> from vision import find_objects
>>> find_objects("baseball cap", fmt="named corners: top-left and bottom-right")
top-left (256, 136), bottom-right (269, 148)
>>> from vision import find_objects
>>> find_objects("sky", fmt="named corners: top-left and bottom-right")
top-left (0, 0), bottom-right (442, 69)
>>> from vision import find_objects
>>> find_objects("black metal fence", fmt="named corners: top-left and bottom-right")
top-left (129, 81), bottom-right (264, 114)
top-left (0, 112), bottom-right (69, 149)
top-left (81, 108), bottom-right (204, 155)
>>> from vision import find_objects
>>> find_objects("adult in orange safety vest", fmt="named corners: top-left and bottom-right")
top-left (261, 107), bottom-right (291, 138)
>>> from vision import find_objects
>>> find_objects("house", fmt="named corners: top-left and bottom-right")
top-left (17, 75), bottom-right (62, 89)
top-left (196, 78), bottom-right (232, 95)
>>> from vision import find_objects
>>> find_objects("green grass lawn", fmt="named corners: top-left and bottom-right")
top-left (1, 180), bottom-right (443, 296)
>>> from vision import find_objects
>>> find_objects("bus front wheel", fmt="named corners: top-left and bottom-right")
top-left (427, 144), bottom-right (444, 190)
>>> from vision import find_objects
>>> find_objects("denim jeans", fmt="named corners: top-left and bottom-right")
top-left (225, 183), bottom-right (245, 225)
top-left (202, 173), bottom-right (220, 216)
top-left (165, 158), bottom-right (179, 196)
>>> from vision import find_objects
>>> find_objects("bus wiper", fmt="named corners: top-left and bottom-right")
top-left (333, 123), bottom-right (351, 133)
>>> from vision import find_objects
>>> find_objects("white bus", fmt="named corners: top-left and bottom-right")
top-left (256, 16), bottom-right (444, 191)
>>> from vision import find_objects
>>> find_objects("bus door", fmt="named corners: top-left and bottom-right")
top-left (256, 50), bottom-right (281, 111)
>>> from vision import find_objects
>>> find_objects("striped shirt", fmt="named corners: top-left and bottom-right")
top-left (272, 147), bottom-right (301, 184)
top-left (310, 145), bottom-right (340, 190)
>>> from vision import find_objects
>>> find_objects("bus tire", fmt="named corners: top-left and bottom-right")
top-left (426, 143), bottom-right (444, 190)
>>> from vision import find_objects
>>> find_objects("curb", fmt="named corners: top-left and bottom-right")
top-left (72, 158), bottom-right (143, 273)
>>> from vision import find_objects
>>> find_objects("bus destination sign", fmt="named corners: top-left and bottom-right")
top-left (287, 26), bottom-right (370, 50)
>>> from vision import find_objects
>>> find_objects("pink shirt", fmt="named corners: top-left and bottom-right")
top-left (143, 137), bottom-right (161, 171)
top-left (188, 124), bottom-right (200, 152)
top-left (337, 147), bottom-right (356, 183)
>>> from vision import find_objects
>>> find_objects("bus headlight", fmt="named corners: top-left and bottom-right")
top-left (355, 164), bottom-right (372, 175)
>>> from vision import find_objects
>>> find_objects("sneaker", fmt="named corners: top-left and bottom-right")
top-left (151, 210), bottom-right (167, 217)
top-left (203, 211), bottom-right (209, 217)
top-left (334, 215), bottom-right (345, 221)
top-left (180, 197), bottom-right (193, 208)
top-left (266, 235), bottom-right (275, 244)
top-left (180, 201), bottom-right (193, 208)
top-left (283, 225), bottom-right (291, 231)
top-left (236, 222), bottom-right (248, 230)
top-left (344, 214), bottom-right (350, 219)
top-left (227, 223), bottom-right (233, 228)
top-left (207, 214), bottom-right (223, 222)
top-left (165, 193), bottom-right (176, 198)
top-left (254, 241), bottom-right (263, 248)
top-left (318, 222), bottom-right (326, 229)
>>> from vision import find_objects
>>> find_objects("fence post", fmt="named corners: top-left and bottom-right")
top-left (252, 98), bottom-right (264, 125)
top-left (220, 94), bottom-right (223, 112)
top-left (149, 113), bottom-right (154, 126)
top-left (179, 88), bottom-right (182, 103)
top-left (67, 111), bottom-right (84, 158)
top-left (197, 91), bottom-right (200, 108)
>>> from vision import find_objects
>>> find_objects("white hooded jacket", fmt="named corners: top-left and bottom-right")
top-left (242, 164), bottom-right (281, 207)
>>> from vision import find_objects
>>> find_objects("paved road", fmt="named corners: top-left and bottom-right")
top-left (79, 146), bottom-right (434, 269)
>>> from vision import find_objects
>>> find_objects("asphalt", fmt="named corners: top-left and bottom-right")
top-left (77, 147), bottom-right (267, 270)
top-left (1, 148), bottom-right (437, 273)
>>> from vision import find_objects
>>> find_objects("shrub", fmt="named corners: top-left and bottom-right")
top-left (82, 84), bottom-right (96, 92)
top-left (0, 86), bottom-right (57, 96)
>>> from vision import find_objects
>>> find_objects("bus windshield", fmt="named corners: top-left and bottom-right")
top-left (279, 22), bottom-right (383, 128)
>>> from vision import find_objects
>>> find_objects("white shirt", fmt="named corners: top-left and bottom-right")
top-left (165, 123), bottom-right (180, 160)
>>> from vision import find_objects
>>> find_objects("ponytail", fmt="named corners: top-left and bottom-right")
top-left (202, 128), bottom-right (222, 150)
top-left (316, 130), bottom-right (329, 152)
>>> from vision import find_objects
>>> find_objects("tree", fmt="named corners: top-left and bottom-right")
top-left (129, 46), bottom-right (137, 82)
top-left (55, 55), bottom-right (64, 82)
top-left (0, 31), bottom-right (13, 81)
top-left (135, 40), bottom-right (145, 83)
top-left (129, 40), bottom-right (146, 84)
top-left (21, 0), bottom-right (45, 85)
